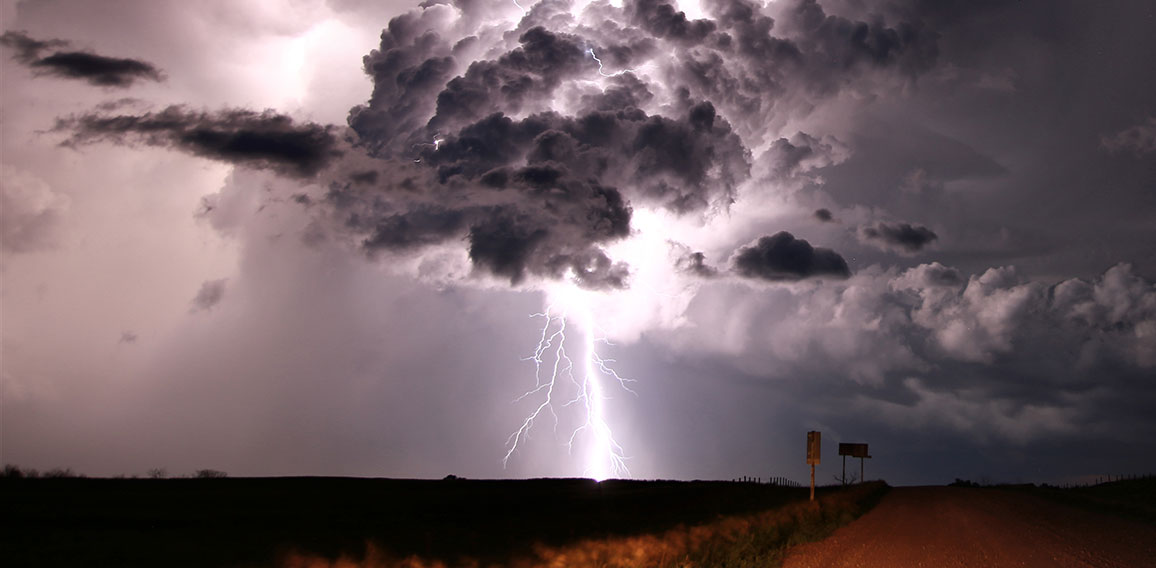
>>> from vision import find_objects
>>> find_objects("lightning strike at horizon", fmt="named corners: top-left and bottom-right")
top-left (586, 48), bottom-right (635, 78)
top-left (504, 280), bottom-right (634, 481)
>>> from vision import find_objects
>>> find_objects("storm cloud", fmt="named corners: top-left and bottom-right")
top-left (0, 30), bottom-right (163, 87)
top-left (732, 232), bottom-right (851, 281)
top-left (56, 106), bottom-right (342, 178)
top-left (859, 221), bottom-right (939, 254)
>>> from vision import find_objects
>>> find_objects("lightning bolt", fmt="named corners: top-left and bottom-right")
top-left (504, 277), bottom-right (634, 480)
top-left (412, 135), bottom-right (444, 163)
top-left (586, 48), bottom-right (635, 78)
top-left (512, 0), bottom-right (526, 16)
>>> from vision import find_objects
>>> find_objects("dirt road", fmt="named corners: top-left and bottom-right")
top-left (784, 487), bottom-right (1156, 568)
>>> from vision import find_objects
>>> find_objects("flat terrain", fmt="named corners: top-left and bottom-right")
top-left (784, 486), bottom-right (1156, 568)
top-left (1, 476), bottom-right (818, 567)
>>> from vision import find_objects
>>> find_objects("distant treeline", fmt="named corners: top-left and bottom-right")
top-left (1, 464), bottom-right (226, 479)
top-left (949, 473), bottom-right (1156, 489)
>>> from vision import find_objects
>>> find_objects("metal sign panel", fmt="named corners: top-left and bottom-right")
top-left (838, 443), bottom-right (870, 458)
top-left (806, 431), bottom-right (821, 465)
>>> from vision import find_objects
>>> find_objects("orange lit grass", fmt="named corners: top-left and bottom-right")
top-left (281, 482), bottom-right (886, 568)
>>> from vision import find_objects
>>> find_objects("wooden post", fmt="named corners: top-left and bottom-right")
top-left (842, 455), bottom-right (847, 486)
top-left (810, 464), bottom-right (815, 501)
top-left (860, 457), bottom-right (865, 484)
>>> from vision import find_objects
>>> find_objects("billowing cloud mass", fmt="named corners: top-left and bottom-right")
top-left (0, 31), bottom-right (163, 87)
top-left (3, 0), bottom-right (1156, 485)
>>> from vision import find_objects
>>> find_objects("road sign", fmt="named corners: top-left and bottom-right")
top-left (806, 431), bottom-right (821, 465)
top-left (838, 443), bottom-right (872, 484)
top-left (839, 443), bottom-right (870, 458)
top-left (806, 431), bottom-right (820, 501)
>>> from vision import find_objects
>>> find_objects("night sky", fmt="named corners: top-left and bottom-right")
top-left (2, 0), bottom-right (1155, 486)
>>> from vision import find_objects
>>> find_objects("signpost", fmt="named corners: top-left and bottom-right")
top-left (806, 431), bottom-right (821, 501)
top-left (838, 443), bottom-right (871, 484)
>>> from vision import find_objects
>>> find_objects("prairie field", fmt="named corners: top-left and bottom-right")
top-left (0, 476), bottom-right (886, 567)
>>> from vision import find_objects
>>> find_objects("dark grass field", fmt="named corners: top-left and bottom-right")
top-left (1019, 476), bottom-right (1156, 524)
top-left (0, 476), bottom-right (879, 567)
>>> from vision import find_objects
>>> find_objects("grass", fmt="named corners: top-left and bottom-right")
top-left (1022, 476), bottom-right (1156, 524)
top-left (1, 476), bottom-right (887, 567)
top-left (282, 481), bottom-right (889, 568)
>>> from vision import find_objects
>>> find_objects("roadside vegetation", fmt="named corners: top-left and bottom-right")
top-left (284, 481), bottom-right (889, 568)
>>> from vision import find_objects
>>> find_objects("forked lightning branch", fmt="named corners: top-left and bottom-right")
top-left (503, 278), bottom-right (635, 480)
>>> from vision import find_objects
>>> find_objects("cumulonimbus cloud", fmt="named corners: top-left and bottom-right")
top-left (48, 0), bottom-right (947, 289)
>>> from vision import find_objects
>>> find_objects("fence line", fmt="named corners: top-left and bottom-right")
top-left (730, 475), bottom-right (803, 488)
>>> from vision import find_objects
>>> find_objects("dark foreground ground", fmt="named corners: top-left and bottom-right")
top-left (784, 483), bottom-right (1156, 568)
top-left (1, 476), bottom-right (823, 567)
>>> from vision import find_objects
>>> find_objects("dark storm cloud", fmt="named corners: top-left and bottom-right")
top-left (26, 0), bottom-right (943, 291)
top-left (0, 30), bottom-right (67, 63)
top-left (651, 0), bottom-right (940, 146)
top-left (340, 97), bottom-right (750, 285)
top-left (859, 221), bottom-right (938, 254)
top-left (426, 27), bottom-right (591, 132)
top-left (190, 279), bottom-right (228, 312)
top-left (732, 231), bottom-right (851, 281)
top-left (813, 208), bottom-right (833, 222)
top-left (56, 106), bottom-right (341, 178)
top-left (0, 30), bottom-right (163, 87)
top-left (332, 163), bottom-right (634, 288)
top-left (332, 0), bottom-right (765, 288)
top-left (347, 7), bottom-right (459, 155)
top-left (328, 0), bottom-right (947, 287)
top-left (629, 0), bottom-right (716, 42)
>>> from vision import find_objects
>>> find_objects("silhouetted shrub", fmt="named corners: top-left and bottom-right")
top-left (43, 468), bottom-right (79, 478)
top-left (147, 468), bottom-right (167, 479)
top-left (194, 469), bottom-right (227, 479)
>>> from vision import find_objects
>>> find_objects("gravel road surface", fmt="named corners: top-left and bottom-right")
top-left (784, 487), bottom-right (1156, 568)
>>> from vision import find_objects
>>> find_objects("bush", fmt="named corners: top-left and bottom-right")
top-left (2, 465), bottom-right (41, 478)
top-left (43, 468), bottom-right (79, 478)
top-left (194, 469), bottom-right (228, 479)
